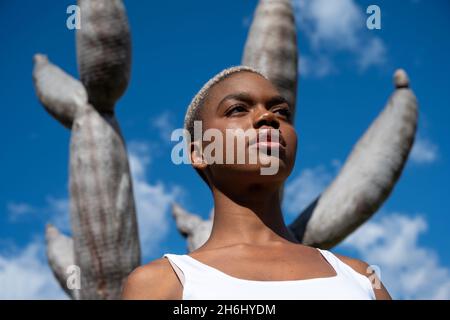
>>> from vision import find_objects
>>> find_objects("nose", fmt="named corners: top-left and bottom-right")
top-left (253, 108), bottom-right (280, 130)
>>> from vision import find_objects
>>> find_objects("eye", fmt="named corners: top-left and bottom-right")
top-left (226, 104), bottom-right (247, 116)
top-left (273, 107), bottom-right (292, 120)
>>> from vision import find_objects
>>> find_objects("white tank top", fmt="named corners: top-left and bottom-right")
top-left (163, 248), bottom-right (376, 300)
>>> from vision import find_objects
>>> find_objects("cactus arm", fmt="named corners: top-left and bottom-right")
top-left (289, 70), bottom-right (418, 249)
top-left (32, 54), bottom-right (87, 129)
top-left (45, 224), bottom-right (79, 299)
top-left (172, 203), bottom-right (212, 252)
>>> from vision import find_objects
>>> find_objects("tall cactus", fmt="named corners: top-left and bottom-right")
top-left (172, 0), bottom-right (419, 252)
top-left (242, 0), bottom-right (298, 119)
top-left (33, 0), bottom-right (140, 299)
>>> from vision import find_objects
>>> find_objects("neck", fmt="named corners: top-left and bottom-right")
top-left (204, 182), bottom-right (300, 249)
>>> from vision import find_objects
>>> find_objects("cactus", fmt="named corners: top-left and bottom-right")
top-left (33, 0), bottom-right (140, 299)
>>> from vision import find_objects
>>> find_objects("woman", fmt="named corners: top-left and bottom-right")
top-left (121, 66), bottom-right (392, 300)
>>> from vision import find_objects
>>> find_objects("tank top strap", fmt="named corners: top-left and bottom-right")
top-left (316, 248), bottom-right (343, 276)
top-left (163, 253), bottom-right (206, 287)
top-left (317, 249), bottom-right (363, 277)
top-left (317, 249), bottom-right (376, 299)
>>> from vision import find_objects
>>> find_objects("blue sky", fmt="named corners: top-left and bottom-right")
top-left (0, 0), bottom-right (449, 299)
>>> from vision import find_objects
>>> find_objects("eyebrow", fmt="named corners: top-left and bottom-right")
top-left (266, 95), bottom-right (290, 109)
top-left (217, 92), bottom-right (290, 111)
top-left (217, 92), bottom-right (254, 109)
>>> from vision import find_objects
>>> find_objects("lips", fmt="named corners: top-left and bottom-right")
top-left (248, 128), bottom-right (286, 149)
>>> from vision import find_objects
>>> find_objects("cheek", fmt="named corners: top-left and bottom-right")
top-left (284, 126), bottom-right (298, 151)
top-left (204, 118), bottom-right (253, 145)
top-left (283, 127), bottom-right (298, 166)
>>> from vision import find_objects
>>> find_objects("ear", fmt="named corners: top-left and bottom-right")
top-left (190, 140), bottom-right (207, 171)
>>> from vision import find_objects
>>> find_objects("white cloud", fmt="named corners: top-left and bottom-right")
top-left (294, 0), bottom-right (387, 76)
top-left (342, 213), bottom-right (450, 299)
top-left (7, 202), bottom-right (37, 221)
top-left (0, 239), bottom-right (66, 299)
top-left (296, 0), bottom-right (363, 51)
top-left (283, 163), bottom-right (337, 216)
top-left (357, 37), bottom-right (387, 71)
top-left (150, 111), bottom-right (177, 144)
top-left (128, 141), bottom-right (183, 257)
top-left (7, 197), bottom-right (71, 233)
top-left (299, 55), bottom-right (335, 78)
top-left (410, 136), bottom-right (439, 164)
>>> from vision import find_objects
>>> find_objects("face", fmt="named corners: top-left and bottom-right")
top-left (191, 71), bottom-right (297, 189)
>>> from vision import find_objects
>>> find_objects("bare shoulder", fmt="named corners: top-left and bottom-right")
top-left (333, 253), bottom-right (371, 276)
top-left (121, 257), bottom-right (182, 300)
top-left (333, 253), bottom-right (392, 300)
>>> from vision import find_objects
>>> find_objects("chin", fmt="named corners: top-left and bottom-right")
top-left (213, 160), bottom-right (292, 184)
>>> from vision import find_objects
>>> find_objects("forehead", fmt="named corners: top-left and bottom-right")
top-left (203, 71), bottom-right (280, 109)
